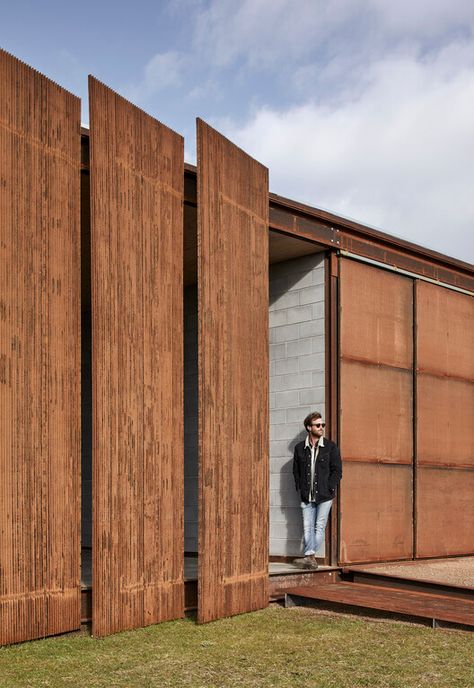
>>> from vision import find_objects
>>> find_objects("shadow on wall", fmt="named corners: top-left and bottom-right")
top-left (278, 431), bottom-right (306, 554)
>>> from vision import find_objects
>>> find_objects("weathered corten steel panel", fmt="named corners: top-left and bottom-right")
top-left (340, 259), bottom-right (413, 369)
top-left (340, 361), bottom-right (413, 464)
top-left (416, 467), bottom-right (474, 557)
top-left (339, 463), bottom-right (413, 564)
top-left (415, 281), bottom-right (474, 558)
top-left (416, 281), bottom-right (474, 380)
top-left (89, 78), bottom-right (184, 637)
top-left (197, 119), bottom-right (269, 623)
top-left (417, 375), bottom-right (474, 468)
top-left (339, 258), bottom-right (413, 564)
top-left (0, 50), bottom-right (81, 644)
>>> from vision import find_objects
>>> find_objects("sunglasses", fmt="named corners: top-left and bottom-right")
top-left (311, 422), bottom-right (325, 428)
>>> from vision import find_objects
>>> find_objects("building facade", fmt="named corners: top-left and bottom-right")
top-left (1, 48), bottom-right (473, 644)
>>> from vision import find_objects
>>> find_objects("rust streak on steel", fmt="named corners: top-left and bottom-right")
top-left (89, 77), bottom-right (184, 638)
top-left (0, 49), bottom-right (81, 646)
top-left (197, 119), bottom-right (269, 624)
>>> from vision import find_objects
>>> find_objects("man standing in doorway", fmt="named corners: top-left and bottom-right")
top-left (292, 411), bottom-right (342, 569)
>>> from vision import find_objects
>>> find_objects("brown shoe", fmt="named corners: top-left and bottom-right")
top-left (293, 556), bottom-right (316, 569)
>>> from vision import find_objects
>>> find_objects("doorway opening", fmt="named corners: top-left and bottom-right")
top-left (267, 231), bottom-right (329, 567)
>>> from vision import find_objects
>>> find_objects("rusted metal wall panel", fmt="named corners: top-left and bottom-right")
top-left (340, 259), bottom-right (413, 368)
top-left (89, 78), bottom-right (184, 637)
top-left (0, 50), bottom-right (81, 644)
top-left (339, 259), bottom-right (413, 563)
top-left (416, 281), bottom-right (473, 380)
top-left (340, 463), bottom-right (413, 563)
top-left (340, 362), bottom-right (413, 464)
top-left (417, 375), bottom-right (473, 468)
top-left (416, 467), bottom-right (474, 557)
top-left (416, 282), bottom-right (474, 557)
top-left (197, 119), bottom-right (269, 623)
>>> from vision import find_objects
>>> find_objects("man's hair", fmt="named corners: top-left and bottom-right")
top-left (304, 411), bottom-right (322, 431)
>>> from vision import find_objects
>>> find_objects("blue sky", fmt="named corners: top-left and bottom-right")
top-left (2, 0), bottom-right (474, 262)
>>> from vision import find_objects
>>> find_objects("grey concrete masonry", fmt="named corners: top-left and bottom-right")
top-left (269, 253), bottom-right (326, 557)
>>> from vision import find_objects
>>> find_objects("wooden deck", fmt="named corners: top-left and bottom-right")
top-left (284, 581), bottom-right (474, 627)
top-left (81, 553), bottom-right (474, 628)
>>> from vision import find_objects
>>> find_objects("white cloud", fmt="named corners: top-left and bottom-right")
top-left (222, 42), bottom-right (474, 262)
top-left (126, 50), bottom-right (187, 103)
top-left (193, 0), bottom-right (358, 68)
top-left (192, 0), bottom-right (474, 74)
top-left (369, 0), bottom-right (474, 37)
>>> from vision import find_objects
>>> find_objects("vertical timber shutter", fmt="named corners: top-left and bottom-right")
top-left (0, 50), bottom-right (81, 644)
top-left (89, 78), bottom-right (184, 637)
top-left (197, 119), bottom-right (269, 623)
top-left (339, 258), bottom-right (414, 564)
top-left (415, 282), bottom-right (474, 557)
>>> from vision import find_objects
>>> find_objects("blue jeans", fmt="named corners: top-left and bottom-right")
top-left (301, 499), bottom-right (333, 556)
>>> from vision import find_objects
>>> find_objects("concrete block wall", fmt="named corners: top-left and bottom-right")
top-left (269, 253), bottom-right (326, 557)
top-left (184, 285), bottom-right (199, 552)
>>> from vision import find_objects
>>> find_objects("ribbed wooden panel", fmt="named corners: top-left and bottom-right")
top-left (0, 50), bottom-right (81, 644)
top-left (339, 258), bottom-right (413, 564)
top-left (89, 78), bottom-right (184, 637)
top-left (197, 119), bottom-right (269, 623)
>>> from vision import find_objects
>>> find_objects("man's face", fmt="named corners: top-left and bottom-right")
top-left (308, 419), bottom-right (325, 439)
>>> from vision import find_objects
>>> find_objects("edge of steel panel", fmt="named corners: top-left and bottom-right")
top-left (89, 77), bottom-right (184, 637)
top-left (412, 281), bottom-right (418, 559)
top-left (197, 118), bottom-right (269, 623)
top-left (326, 252), bottom-right (340, 566)
top-left (0, 49), bottom-right (81, 644)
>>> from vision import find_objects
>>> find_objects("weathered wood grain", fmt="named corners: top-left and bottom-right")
top-left (0, 49), bottom-right (81, 644)
top-left (285, 582), bottom-right (474, 626)
top-left (197, 119), bottom-right (269, 623)
top-left (89, 78), bottom-right (184, 637)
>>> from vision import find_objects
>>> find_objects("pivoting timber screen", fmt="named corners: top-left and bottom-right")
top-left (415, 281), bottom-right (474, 557)
top-left (0, 50), bottom-right (81, 644)
top-left (197, 119), bottom-right (269, 623)
top-left (339, 258), bottom-right (414, 564)
top-left (89, 78), bottom-right (184, 637)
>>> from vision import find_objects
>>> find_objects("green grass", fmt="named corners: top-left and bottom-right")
top-left (1, 606), bottom-right (473, 688)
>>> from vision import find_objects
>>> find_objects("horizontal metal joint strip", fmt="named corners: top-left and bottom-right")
top-left (340, 250), bottom-right (473, 296)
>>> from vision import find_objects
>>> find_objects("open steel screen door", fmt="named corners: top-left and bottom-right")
top-left (415, 281), bottom-right (474, 558)
top-left (197, 120), bottom-right (269, 623)
top-left (339, 258), bottom-right (414, 564)
top-left (89, 78), bottom-right (184, 637)
top-left (0, 50), bottom-right (81, 644)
